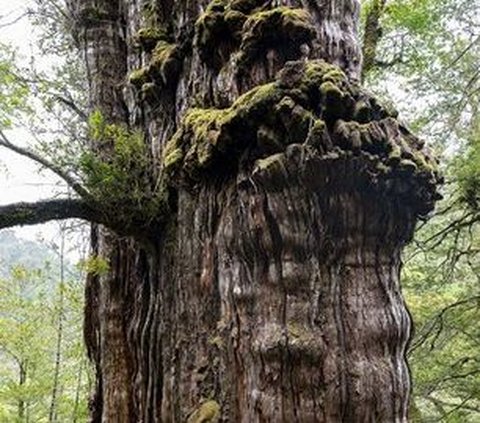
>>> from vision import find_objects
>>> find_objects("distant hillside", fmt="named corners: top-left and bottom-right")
top-left (0, 230), bottom-right (57, 278)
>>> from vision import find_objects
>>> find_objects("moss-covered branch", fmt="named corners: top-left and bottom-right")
top-left (0, 117), bottom-right (169, 237)
top-left (0, 199), bottom-right (100, 230)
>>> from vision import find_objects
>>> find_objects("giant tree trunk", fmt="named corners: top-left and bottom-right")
top-left (78, 0), bottom-right (440, 421)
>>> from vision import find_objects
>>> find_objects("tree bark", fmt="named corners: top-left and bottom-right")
top-left (0, 199), bottom-right (97, 230)
top-left (75, 0), bottom-right (440, 421)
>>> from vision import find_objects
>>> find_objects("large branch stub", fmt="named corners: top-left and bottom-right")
top-left (163, 60), bottom-right (442, 217)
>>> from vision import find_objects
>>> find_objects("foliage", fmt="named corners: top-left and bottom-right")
top-left (0, 231), bottom-right (55, 279)
top-left (361, 0), bottom-right (480, 420)
top-left (79, 111), bottom-right (167, 230)
top-left (0, 232), bottom-right (90, 422)
top-left (455, 119), bottom-right (480, 211)
top-left (0, 44), bottom-right (30, 129)
top-left (77, 255), bottom-right (109, 277)
top-left (402, 202), bottom-right (480, 422)
top-left (362, 0), bottom-right (479, 142)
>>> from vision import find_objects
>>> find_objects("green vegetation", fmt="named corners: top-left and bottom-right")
top-left (0, 0), bottom-right (478, 420)
top-left (361, 0), bottom-right (480, 419)
top-left (0, 231), bottom-right (90, 421)
top-left (135, 27), bottom-right (168, 51)
top-left (128, 40), bottom-right (181, 102)
top-left (237, 7), bottom-right (315, 68)
top-left (187, 400), bottom-right (220, 423)
top-left (129, 41), bottom-right (180, 86)
top-left (0, 44), bottom-right (30, 128)
top-left (79, 111), bottom-right (168, 234)
top-left (195, 1), bottom-right (315, 69)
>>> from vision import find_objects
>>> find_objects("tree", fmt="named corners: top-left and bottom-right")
top-left (0, 230), bottom-right (90, 422)
top-left (0, 0), bottom-right (443, 421)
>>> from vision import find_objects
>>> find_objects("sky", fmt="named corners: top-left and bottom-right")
top-left (0, 0), bottom-right (87, 257)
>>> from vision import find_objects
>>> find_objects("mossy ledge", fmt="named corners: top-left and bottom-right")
top-left (129, 40), bottom-right (180, 85)
top-left (195, 2), bottom-right (315, 69)
top-left (237, 7), bottom-right (316, 68)
top-left (163, 60), bottom-right (442, 216)
top-left (186, 400), bottom-right (220, 423)
top-left (134, 27), bottom-right (170, 51)
top-left (129, 40), bottom-right (182, 102)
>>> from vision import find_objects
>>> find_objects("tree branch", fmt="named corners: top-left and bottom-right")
top-left (0, 130), bottom-right (91, 200)
top-left (0, 199), bottom-right (101, 230)
top-left (53, 95), bottom-right (88, 121)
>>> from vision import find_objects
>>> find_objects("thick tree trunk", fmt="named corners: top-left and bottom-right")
top-left (78, 0), bottom-right (439, 421)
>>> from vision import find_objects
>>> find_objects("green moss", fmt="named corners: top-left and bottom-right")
top-left (129, 41), bottom-right (180, 94)
top-left (164, 82), bottom-right (282, 177)
top-left (195, 1), bottom-right (235, 67)
top-left (135, 27), bottom-right (168, 51)
top-left (195, 3), bottom-right (315, 69)
top-left (255, 152), bottom-right (284, 169)
top-left (150, 41), bottom-right (179, 82)
top-left (320, 81), bottom-right (345, 116)
top-left (322, 68), bottom-right (346, 84)
top-left (238, 7), bottom-right (315, 68)
top-left (129, 68), bottom-right (150, 86)
top-left (187, 400), bottom-right (220, 423)
top-left (163, 145), bottom-right (184, 170)
top-left (305, 119), bottom-right (330, 150)
top-left (163, 59), bottom-right (440, 209)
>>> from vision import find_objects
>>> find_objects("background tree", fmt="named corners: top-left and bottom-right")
top-left (360, 0), bottom-right (480, 420)
top-left (0, 229), bottom-right (90, 422)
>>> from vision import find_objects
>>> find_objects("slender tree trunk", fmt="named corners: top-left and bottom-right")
top-left (18, 360), bottom-right (26, 421)
top-left (77, 0), bottom-right (439, 421)
top-left (72, 358), bottom-right (86, 422)
top-left (49, 227), bottom-right (66, 423)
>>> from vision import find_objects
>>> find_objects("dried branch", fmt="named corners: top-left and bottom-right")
top-left (53, 95), bottom-right (88, 121)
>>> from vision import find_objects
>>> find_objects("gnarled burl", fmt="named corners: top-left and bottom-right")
top-left (78, 0), bottom-right (441, 421)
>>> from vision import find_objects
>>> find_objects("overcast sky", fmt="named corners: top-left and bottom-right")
top-left (0, 0), bottom-right (84, 252)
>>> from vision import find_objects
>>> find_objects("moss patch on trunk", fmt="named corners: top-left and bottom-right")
top-left (163, 60), bottom-right (441, 216)
top-left (195, 1), bottom-right (315, 70)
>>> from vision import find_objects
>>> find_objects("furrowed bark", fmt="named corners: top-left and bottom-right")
top-left (77, 0), bottom-right (441, 421)
top-left (0, 199), bottom-right (98, 230)
top-left (76, 1), bottom-right (135, 422)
